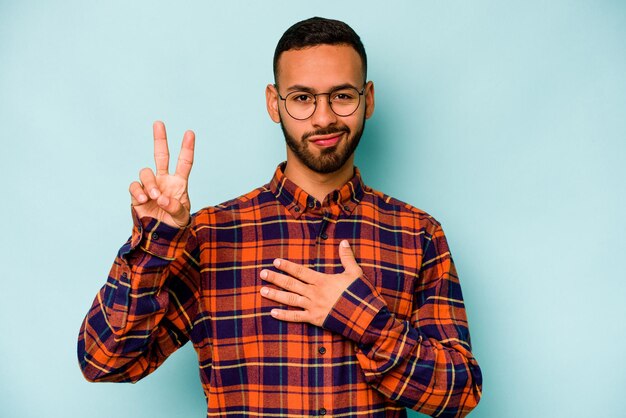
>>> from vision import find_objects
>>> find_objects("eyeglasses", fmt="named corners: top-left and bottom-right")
top-left (277, 86), bottom-right (365, 120)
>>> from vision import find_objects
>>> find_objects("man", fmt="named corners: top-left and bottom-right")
top-left (78, 17), bottom-right (482, 417)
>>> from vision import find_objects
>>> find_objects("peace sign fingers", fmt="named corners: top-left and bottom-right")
top-left (129, 121), bottom-right (195, 228)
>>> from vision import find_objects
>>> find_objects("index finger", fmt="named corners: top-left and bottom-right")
top-left (153, 121), bottom-right (170, 175)
top-left (273, 259), bottom-right (316, 284)
top-left (175, 130), bottom-right (195, 180)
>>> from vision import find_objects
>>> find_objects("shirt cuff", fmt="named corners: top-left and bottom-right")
top-left (323, 275), bottom-right (394, 346)
top-left (119, 207), bottom-right (191, 261)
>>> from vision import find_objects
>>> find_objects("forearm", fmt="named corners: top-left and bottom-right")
top-left (324, 276), bottom-right (482, 417)
top-left (78, 215), bottom-right (198, 382)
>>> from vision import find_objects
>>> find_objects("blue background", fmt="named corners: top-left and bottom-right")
top-left (1, 1), bottom-right (625, 417)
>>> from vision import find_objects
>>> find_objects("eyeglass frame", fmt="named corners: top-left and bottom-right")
top-left (275, 84), bottom-right (366, 120)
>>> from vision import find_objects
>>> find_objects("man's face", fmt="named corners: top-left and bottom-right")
top-left (267, 44), bottom-right (375, 174)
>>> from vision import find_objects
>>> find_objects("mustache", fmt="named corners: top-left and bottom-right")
top-left (302, 126), bottom-right (350, 141)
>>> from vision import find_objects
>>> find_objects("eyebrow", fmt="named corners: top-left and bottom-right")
top-left (284, 83), bottom-right (361, 93)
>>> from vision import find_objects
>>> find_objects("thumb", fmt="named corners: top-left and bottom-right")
top-left (157, 195), bottom-right (190, 227)
top-left (339, 240), bottom-right (361, 276)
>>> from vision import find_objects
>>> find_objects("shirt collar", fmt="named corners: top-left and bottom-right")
top-left (269, 162), bottom-right (365, 218)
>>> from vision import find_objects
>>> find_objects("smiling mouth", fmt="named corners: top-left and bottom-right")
top-left (309, 133), bottom-right (343, 148)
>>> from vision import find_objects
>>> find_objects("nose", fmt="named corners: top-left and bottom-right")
top-left (310, 94), bottom-right (338, 127)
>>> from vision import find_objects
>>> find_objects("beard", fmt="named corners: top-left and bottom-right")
top-left (280, 117), bottom-right (365, 174)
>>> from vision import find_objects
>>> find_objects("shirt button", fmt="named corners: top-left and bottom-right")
top-left (308, 201), bottom-right (315, 208)
top-left (294, 206), bottom-right (300, 213)
top-left (318, 346), bottom-right (326, 355)
top-left (319, 407), bottom-right (327, 415)
top-left (343, 205), bottom-right (350, 211)
top-left (151, 232), bottom-right (159, 240)
top-left (320, 233), bottom-right (328, 240)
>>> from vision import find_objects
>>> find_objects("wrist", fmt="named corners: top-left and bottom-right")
top-left (322, 275), bottom-right (389, 344)
top-left (120, 206), bottom-right (192, 261)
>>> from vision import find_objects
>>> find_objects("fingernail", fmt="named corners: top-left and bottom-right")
top-left (150, 189), bottom-right (159, 199)
top-left (341, 240), bottom-right (350, 248)
top-left (159, 196), bottom-right (170, 206)
top-left (273, 259), bottom-right (281, 267)
top-left (260, 270), bottom-right (268, 279)
top-left (260, 287), bottom-right (269, 296)
top-left (270, 309), bottom-right (279, 317)
top-left (138, 194), bottom-right (147, 203)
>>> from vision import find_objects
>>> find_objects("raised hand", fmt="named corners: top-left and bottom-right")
top-left (128, 121), bottom-right (195, 228)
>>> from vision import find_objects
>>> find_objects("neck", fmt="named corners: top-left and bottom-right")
top-left (284, 152), bottom-right (355, 203)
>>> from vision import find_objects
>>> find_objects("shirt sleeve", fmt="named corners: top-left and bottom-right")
top-left (323, 223), bottom-right (482, 417)
top-left (77, 209), bottom-right (203, 383)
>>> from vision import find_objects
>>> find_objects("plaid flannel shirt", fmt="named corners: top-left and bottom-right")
top-left (78, 163), bottom-right (482, 417)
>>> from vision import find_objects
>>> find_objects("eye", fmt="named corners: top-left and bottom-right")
top-left (331, 90), bottom-right (357, 102)
top-left (289, 93), bottom-right (313, 103)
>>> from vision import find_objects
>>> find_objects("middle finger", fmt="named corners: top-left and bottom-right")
top-left (260, 286), bottom-right (308, 309)
top-left (153, 121), bottom-right (170, 175)
top-left (260, 269), bottom-right (308, 296)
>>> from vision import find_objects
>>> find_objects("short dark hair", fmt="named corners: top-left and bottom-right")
top-left (273, 17), bottom-right (367, 83)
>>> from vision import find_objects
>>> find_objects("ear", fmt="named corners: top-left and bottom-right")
top-left (266, 84), bottom-right (281, 123)
top-left (364, 81), bottom-right (375, 120)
